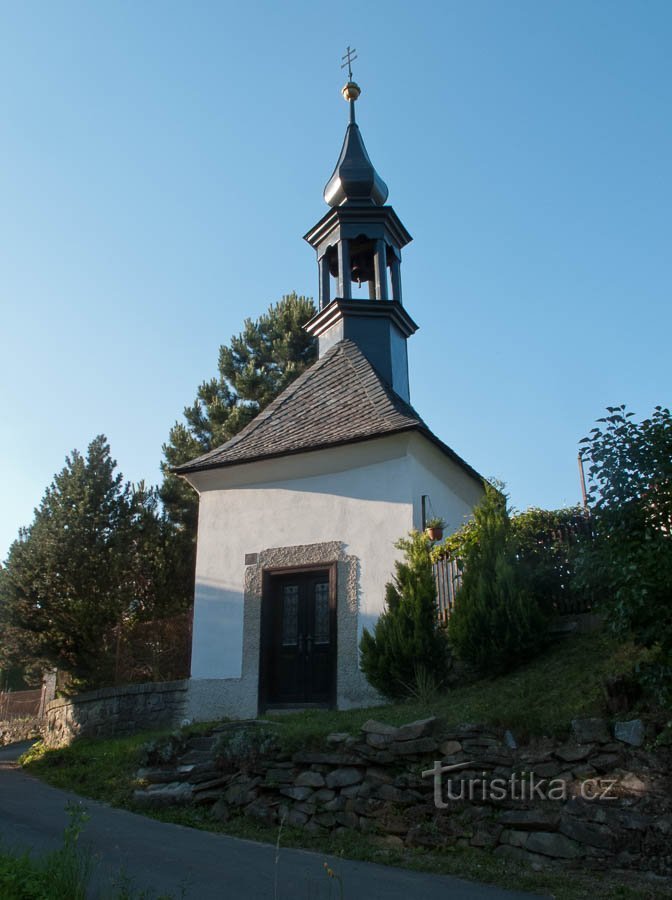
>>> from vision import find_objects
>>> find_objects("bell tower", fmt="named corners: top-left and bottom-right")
top-left (303, 58), bottom-right (418, 403)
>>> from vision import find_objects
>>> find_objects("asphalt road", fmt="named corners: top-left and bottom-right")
top-left (0, 741), bottom-right (546, 900)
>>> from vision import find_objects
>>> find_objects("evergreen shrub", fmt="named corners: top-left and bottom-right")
top-left (360, 531), bottom-right (448, 701)
top-left (447, 485), bottom-right (548, 675)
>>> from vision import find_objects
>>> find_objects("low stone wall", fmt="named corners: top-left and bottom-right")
top-left (44, 680), bottom-right (189, 748)
top-left (0, 717), bottom-right (42, 747)
top-left (133, 715), bottom-right (672, 878)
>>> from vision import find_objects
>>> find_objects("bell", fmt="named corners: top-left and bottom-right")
top-left (351, 261), bottom-right (365, 285)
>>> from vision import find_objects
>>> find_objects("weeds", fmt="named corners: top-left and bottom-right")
top-left (0, 803), bottom-right (91, 900)
top-left (0, 803), bottom-right (181, 899)
top-left (273, 811), bottom-right (286, 900)
top-left (45, 802), bottom-right (92, 899)
top-left (401, 664), bottom-right (443, 705)
top-left (323, 861), bottom-right (344, 900)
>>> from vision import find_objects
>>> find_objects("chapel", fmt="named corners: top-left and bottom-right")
top-left (176, 73), bottom-right (485, 719)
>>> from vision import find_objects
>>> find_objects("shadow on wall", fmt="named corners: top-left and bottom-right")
top-left (190, 582), bottom-right (246, 681)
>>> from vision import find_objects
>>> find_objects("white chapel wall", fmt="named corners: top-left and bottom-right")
top-left (187, 436), bottom-right (414, 696)
top-left (185, 432), bottom-right (484, 720)
top-left (407, 432), bottom-right (485, 536)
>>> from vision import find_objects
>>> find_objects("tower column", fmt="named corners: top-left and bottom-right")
top-left (374, 240), bottom-right (388, 300)
top-left (318, 255), bottom-right (331, 309)
top-left (390, 254), bottom-right (402, 304)
top-left (337, 239), bottom-right (352, 299)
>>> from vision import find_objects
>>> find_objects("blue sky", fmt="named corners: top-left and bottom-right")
top-left (1, 0), bottom-right (670, 559)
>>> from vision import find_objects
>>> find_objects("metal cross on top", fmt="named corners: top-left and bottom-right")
top-left (341, 45), bottom-right (358, 81)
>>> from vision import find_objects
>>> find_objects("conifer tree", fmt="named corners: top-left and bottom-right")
top-left (0, 437), bottom-right (130, 684)
top-left (0, 437), bottom-right (182, 687)
top-left (360, 531), bottom-right (448, 700)
top-left (448, 484), bottom-right (547, 674)
top-left (160, 293), bottom-right (317, 600)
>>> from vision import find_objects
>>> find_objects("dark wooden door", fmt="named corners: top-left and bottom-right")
top-left (265, 569), bottom-right (335, 706)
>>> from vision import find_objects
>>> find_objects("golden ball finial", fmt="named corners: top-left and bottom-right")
top-left (342, 81), bottom-right (361, 102)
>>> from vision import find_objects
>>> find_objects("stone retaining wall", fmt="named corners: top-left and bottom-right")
top-left (133, 715), bottom-right (672, 878)
top-left (44, 680), bottom-right (188, 748)
top-left (0, 717), bottom-right (42, 747)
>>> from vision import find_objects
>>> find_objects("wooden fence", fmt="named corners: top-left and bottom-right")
top-left (432, 513), bottom-right (594, 622)
top-left (433, 557), bottom-right (462, 624)
top-left (0, 687), bottom-right (45, 721)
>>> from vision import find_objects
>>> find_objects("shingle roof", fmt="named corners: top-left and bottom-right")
top-left (174, 339), bottom-right (483, 484)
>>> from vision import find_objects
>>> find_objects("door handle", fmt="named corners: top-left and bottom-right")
top-left (306, 635), bottom-right (313, 654)
top-left (297, 634), bottom-right (304, 654)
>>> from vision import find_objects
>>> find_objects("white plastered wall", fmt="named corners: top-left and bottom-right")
top-left (185, 435), bottom-right (415, 718)
top-left (407, 433), bottom-right (485, 534)
top-left (184, 431), bottom-right (484, 721)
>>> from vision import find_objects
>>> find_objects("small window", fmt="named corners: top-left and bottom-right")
top-left (281, 585), bottom-right (299, 646)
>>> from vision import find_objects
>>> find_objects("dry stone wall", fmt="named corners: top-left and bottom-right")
top-left (132, 715), bottom-right (672, 878)
top-left (0, 717), bottom-right (42, 747)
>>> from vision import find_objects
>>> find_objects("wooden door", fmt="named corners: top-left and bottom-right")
top-left (262, 568), bottom-right (336, 707)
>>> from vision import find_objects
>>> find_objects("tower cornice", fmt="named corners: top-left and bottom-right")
top-left (304, 298), bottom-right (418, 341)
top-left (303, 205), bottom-right (412, 253)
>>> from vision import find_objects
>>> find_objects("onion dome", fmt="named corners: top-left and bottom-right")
top-left (323, 81), bottom-right (389, 207)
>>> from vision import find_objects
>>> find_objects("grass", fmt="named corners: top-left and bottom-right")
top-left (1, 812), bottom-right (664, 900)
top-left (20, 729), bottom-right (170, 805)
top-left (0, 840), bottom-right (89, 900)
top-left (21, 633), bottom-right (670, 900)
top-left (24, 632), bottom-right (631, 799)
top-left (0, 803), bottom-right (178, 899)
top-left (0, 848), bottom-right (71, 900)
top-left (265, 632), bottom-right (648, 750)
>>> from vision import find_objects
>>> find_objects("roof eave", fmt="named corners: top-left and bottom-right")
top-left (174, 424), bottom-right (485, 489)
top-left (173, 427), bottom-right (418, 478)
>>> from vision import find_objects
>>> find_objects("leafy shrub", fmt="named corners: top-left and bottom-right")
top-left (577, 405), bottom-right (672, 702)
top-left (511, 507), bottom-right (592, 615)
top-left (360, 530), bottom-right (449, 701)
top-left (213, 726), bottom-right (278, 772)
top-left (447, 484), bottom-right (548, 675)
top-left (435, 503), bottom-right (591, 616)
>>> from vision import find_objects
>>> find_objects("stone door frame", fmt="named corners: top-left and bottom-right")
top-left (242, 542), bottom-right (359, 713)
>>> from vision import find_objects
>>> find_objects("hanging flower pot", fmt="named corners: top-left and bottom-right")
top-left (425, 518), bottom-right (445, 542)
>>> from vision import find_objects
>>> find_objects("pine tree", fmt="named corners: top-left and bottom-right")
top-left (124, 481), bottom-right (190, 621)
top-left (160, 293), bottom-right (317, 601)
top-left (360, 531), bottom-right (449, 701)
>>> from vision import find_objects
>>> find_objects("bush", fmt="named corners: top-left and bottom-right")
top-left (360, 531), bottom-right (449, 701)
top-left (435, 504), bottom-right (591, 616)
top-left (511, 507), bottom-right (592, 615)
top-left (447, 485), bottom-right (548, 675)
top-left (213, 726), bottom-right (278, 772)
top-left (577, 405), bottom-right (672, 702)
top-left (138, 731), bottom-right (187, 767)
